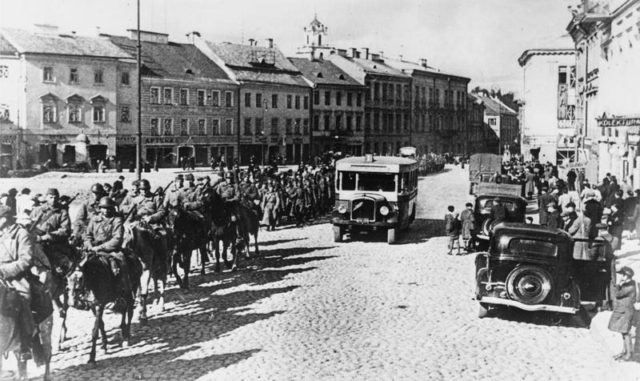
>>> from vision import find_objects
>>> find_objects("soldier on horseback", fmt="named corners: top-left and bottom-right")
top-left (163, 174), bottom-right (184, 209)
top-left (239, 175), bottom-right (261, 218)
top-left (72, 183), bottom-right (107, 242)
top-left (83, 197), bottom-right (130, 295)
top-left (216, 171), bottom-right (241, 220)
top-left (30, 188), bottom-right (74, 276)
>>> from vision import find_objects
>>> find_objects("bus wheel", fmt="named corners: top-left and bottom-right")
top-left (333, 225), bottom-right (343, 242)
top-left (387, 228), bottom-right (397, 244)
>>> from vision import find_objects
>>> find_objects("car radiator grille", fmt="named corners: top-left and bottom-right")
top-left (351, 199), bottom-right (375, 220)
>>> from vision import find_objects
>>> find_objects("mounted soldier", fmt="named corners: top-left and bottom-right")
top-left (239, 175), bottom-right (261, 217)
top-left (217, 171), bottom-right (241, 220)
top-left (73, 183), bottom-right (107, 242)
top-left (181, 174), bottom-right (205, 222)
top-left (163, 174), bottom-right (184, 209)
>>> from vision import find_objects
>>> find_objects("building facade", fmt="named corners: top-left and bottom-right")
top-left (289, 55), bottom-right (366, 157)
top-left (196, 38), bottom-right (310, 165)
top-left (518, 49), bottom-right (577, 164)
top-left (108, 30), bottom-right (237, 168)
top-left (466, 94), bottom-right (499, 154)
top-left (470, 92), bottom-right (520, 155)
top-left (0, 26), bottom-right (136, 168)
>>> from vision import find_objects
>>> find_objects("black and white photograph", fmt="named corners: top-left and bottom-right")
top-left (0, 0), bottom-right (639, 379)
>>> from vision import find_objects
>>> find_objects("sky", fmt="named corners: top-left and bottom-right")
top-left (0, 0), bottom-right (576, 96)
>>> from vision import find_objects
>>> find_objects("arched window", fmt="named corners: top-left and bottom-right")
top-left (67, 94), bottom-right (84, 124)
top-left (91, 95), bottom-right (107, 124)
top-left (40, 93), bottom-right (58, 125)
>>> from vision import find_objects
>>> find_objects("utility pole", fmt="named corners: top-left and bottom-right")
top-left (136, 0), bottom-right (142, 181)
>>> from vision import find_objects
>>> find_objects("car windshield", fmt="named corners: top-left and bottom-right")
top-left (508, 238), bottom-right (558, 257)
top-left (357, 173), bottom-right (396, 192)
top-left (479, 198), bottom-right (517, 212)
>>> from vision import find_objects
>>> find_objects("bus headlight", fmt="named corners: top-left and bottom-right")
top-left (379, 205), bottom-right (390, 216)
top-left (338, 204), bottom-right (348, 214)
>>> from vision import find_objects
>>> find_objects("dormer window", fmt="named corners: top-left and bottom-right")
top-left (338, 74), bottom-right (345, 80)
top-left (43, 67), bottom-right (54, 82)
top-left (316, 72), bottom-right (323, 78)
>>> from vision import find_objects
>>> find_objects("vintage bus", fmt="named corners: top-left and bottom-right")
top-left (332, 155), bottom-right (419, 244)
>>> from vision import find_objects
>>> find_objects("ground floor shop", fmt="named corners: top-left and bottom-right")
top-left (238, 142), bottom-right (309, 166)
top-left (22, 130), bottom-right (115, 170)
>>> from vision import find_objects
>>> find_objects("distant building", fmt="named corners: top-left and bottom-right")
top-left (107, 30), bottom-right (237, 168)
top-left (0, 25), bottom-right (135, 168)
top-left (470, 92), bottom-right (520, 155)
top-left (289, 56), bottom-right (366, 156)
top-left (196, 38), bottom-right (310, 165)
top-left (517, 49), bottom-right (577, 164)
top-left (466, 94), bottom-right (499, 155)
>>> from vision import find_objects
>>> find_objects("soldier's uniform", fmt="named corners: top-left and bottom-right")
top-left (73, 183), bottom-right (106, 238)
top-left (163, 175), bottom-right (185, 209)
top-left (30, 189), bottom-right (73, 275)
top-left (181, 174), bottom-right (205, 221)
top-left (216, 174), bottom-right (241, 219)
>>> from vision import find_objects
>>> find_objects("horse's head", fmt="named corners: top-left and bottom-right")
top-left (66, 253), bottom-right (94, 310)
top-left (166, 206), bottom-right (181, 228)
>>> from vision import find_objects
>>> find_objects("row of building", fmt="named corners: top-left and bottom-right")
top-left (519, 0), bottom-right (640, 186)
top-left (0, 17), bottom-right (508, 169)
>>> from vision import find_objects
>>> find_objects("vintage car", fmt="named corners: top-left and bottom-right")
top-left (475, 223), bottom-right (614, 318)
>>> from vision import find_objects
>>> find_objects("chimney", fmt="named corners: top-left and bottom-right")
top-left (248, 38), bottom-right (255, 46)
top-left (362, 47), bottom-right (370, 60)
top-left (267, 38), bottom-right (274, 48)
top-left (350, 48), bottom-right (359, 58)
top-left (419, 58), bottom-right (428, 68)
top-left (33, 23), bottom-right (59, 35)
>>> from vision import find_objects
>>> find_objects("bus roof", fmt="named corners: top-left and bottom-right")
top-left (336, 156), bottom-right (418, 172)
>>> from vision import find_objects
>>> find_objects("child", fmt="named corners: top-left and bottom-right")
top-left (445, 205), bottom-right (461, 255)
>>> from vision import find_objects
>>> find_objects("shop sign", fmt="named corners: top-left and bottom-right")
top-left (116, 135), bottom-right (137, 144)
top-left (0, 135), bottom-right (16, 144)
top-left (145, 136), bottom-right (177, 144)
top-left (597, 115), bottom-right (640, 128)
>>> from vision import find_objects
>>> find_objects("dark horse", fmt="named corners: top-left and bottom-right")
top-left (204, 189), bottom-right (238, 272)
top-left (236, 203), bottom-right (261, 260)
top-left (166, 207), bottom-right (210, 289)
top-left (122, 222), bottom-right (171, 322)
top-left (67, 253), bottom-right (141, 363)
top-left (0, 281), bottom-right (53, 381)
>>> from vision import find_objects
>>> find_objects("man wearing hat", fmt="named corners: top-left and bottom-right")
top-left (538, 185), bottom-right (557, 226)
top-left (83, 196), bottom-right (131, 294)
top-left (181, 174), bottom-right (206, 222)
top-left (0, 205), bottom-right (37, 361)
top-left (30, 188), bottom-right (73, 276)
top-left (609, 266), bottom-right (636, 361)
top-left (163, 174), bottom-right (184, 209)
top-left (128, 180), bottom-right (165, 225)
top-left (73, 183), bottom-right (107, 239)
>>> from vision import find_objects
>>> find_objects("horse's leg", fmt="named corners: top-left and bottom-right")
top-left (138, 269), bottom-right (150, 323)
top-left (214, 236), bottom-right (221, 273)
top-left (200, 246), bottom-right (206, 276)
top-left (55, 293), bottom-right (69, 351)
top-left (223, 238), bottom-right (232, 270)
top-left (182, 251), bottom-right (191, 289)
top-left (171, 250), bottom-right (183, 287)
top-left (88, 305), bottom-right (104, 364)
top-left (157, 276), bottom-right (166, 312)
top-left (231, 236), bottom-right (238, 272)
top-left (15, 352), bottom-right (27, 381)
top-left (99, 309), bottom-right (108, 353)
top-left (253, 229), bottom-right (260, 257)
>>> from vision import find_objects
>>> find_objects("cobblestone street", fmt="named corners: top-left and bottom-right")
top-left (8, 165), bottom-right (639, 380)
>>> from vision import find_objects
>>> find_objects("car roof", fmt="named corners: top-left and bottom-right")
top-left (476, 193), bottom-right (528, 202)
top-left (493, 222), bottom-right (572, 242)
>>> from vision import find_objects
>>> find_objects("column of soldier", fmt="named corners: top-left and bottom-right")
top-left (0, 161), bottom-right (335, 375)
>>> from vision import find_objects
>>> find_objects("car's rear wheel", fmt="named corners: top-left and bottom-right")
top-left (506, 265), bottom-right (553, 305)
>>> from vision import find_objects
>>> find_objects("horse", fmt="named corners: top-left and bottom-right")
top-left (236, 203), bottom-right (261, 259)
top-left (66, 252), bottom-right (141, 364)
top-left (0, 281), bottom-right (53, 381)
top-left (204, 190), bottom-right (238, 272)
top-left (122, 222), bottom-right (170, 323)
top-left (166, 207), bottom-right (210, 289)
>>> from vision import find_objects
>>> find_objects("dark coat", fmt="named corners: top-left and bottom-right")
top-left (608, 280), bottom-right (636, 333)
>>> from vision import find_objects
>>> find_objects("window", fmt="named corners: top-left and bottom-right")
top-left (356, 115), bottom-right (362, 131)
top-left (324, 115), bottom-right (330, 131)
top-left (180, 119), bottom-right (188, 135)
top-left (120, 105), bottom-right (130, 123)
top-left (272, 94), bottom-right (278, 108)
top-left (508, 239), bottom-right (557, 257)
top-left (324, 91), bottom-right (331, 106)
top-left (225, 119), bottom-right (233, 134)
top-left (271, 117), bottom-right (279, 135)
top-left (295, 95), bottom-right (300, 109)
top-left (346, 116), bottom-right (352, 130)
top-left (256, 93), bottom-right (263, 108)
top-left (314, 91), bottom-right (320, 105)
top-left (180, 89), bottom-right (189, 105)
top-left (198, 119), bottom-right (206, 135)
top-left (303, 118), bottom-right (309, 134)
top-left (70, 68), bottom-right (79, 84)
top-left (356, 93), bottom-right (362, 107)
top-left (163, 88), bottom-right (173, 105)
top-left (340, 171), bottom-right (356, 190)
top-left (197, 89), bottom-right (206, 106)
top-left (150, 118), bottom-right (159, 135)
top-left (244, 118), bottom-right (252, 135)
top-left (336, 92), bottom-right (342, 106)
top-left (68, 104), bottom-right (82, 124)
top-left (93, 105), bottom-right (105, 123)
top-left (245, 93), bottom-right (251, 107)
top-left (163, 118), bottom-right (173, 135)
top-left (287, 95), bottom-right (293, 109)
top-left (94, 69), bottom-right (103, 84)
top-left (558, 66), bottom-right (567, 85)
top-left (488, 117), bottom-right (497, 126)
top-left (43, 67), bottom-right (53, 82)
top-left (303, 96), bottom-right (309, 110)
top-left (212, 119), bottom-right (220, 135)
top-left (347, 93), bottom-right (353, 106)
top-left (335, 115), bottom-right (342, 130)
top-left (295, 118), bottom-right (301, 134)
top-left (255, 118), bottom-right (263, 135)
top-left (121, 72), bottom-right (130, 86)
top-left (225, 91), bottom-right (233, 107)
top-left (313, 115), bottom-right (320, 131)
top-left (211, 91), bottom-right (220, 107)
top-left (150, 87), bottom-right (160, 104)
top-left (358, 173), bottom-right (396, 192)
top-left (286, 119), bottom-right (293, 134)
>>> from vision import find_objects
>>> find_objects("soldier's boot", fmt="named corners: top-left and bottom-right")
top-left (108, 257), bottom-right (120, 278)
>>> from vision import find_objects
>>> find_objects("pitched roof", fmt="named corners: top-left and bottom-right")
top-left (383, 57), bottom-right (470, 82)
top-left (108, 35), bottom-right (230, 80)
top-left (0, 34), bottom-right (17, 55)
top-left (517, 49), bottom-right (575, 67)
top-left (203, 41), bottom-right (307, 87)
top-left (347, 57), bottom-right (410, 78)
top-left (0, 27), bottom-right (129, 58)
top-left (472, 93), bottom-right (517, 116)
top-left (288, 57), bottom-right (362, 87)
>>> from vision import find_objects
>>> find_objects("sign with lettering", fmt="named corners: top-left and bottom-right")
top-left (597, 116), bottom-right (640, 128)
top-left (145, 136), bottom-right (176, 144)
top-left (116, 135), bottom-right (136, 144)
top-left (0, 135), bottom-right (16, 144)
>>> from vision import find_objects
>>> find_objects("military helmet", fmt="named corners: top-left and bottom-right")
top-left (46, 188), bottom-right (59, 197)
top-left (98, 196), bottom-right (116, 209)
top-left (91, 183), bottom-right (105, 194)
top-left (175, 174), bottom-right (184, 181)
top-left (185, 173), bottom-right (195, 181)
top-left (139, 179), bottom-right (151, 191)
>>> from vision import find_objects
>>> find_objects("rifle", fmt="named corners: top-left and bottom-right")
top-left (123, 204), bottom-right (137, 222)
top-left (156, 180), bottom-right (174, 196)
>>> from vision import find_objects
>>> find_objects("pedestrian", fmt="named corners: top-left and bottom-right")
top-left (609, 266), bottom-right (636, 361)
top-left (444, 205), bottom-right (461, 255)
top-left (460, 202), bottom-right (475, 252)
top-left (546, 202), bottom-right (563, 230)
top-left (562, 202), bottom-right (591, 260)
top-left (538, 186), bottom-right (555, 226)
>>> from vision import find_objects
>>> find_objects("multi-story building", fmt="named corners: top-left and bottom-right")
top-left (470, 92), bottom-right (520, 155)
top-left (467, 94), bottom-right (499, 154)
top-left (0, 25), bottom-right (135, 168)
top-left (196, 38), bottom-right (310, 165)
top-left (289, 55), bottom-right (366, 156)
top-left (517, 49), bottom-right (577, 164)
top-left (384, 57), bottom-right (470, 155)
top-left (107, 30), bottom-right (237, 167)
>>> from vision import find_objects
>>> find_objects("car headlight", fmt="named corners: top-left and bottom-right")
top-left (338, 204), bottom-right (348, 214)
top-left (379, 205), bottom-right (390, 216)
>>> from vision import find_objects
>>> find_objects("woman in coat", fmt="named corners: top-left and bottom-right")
top-left (608, 266), bottom-right (636, 361)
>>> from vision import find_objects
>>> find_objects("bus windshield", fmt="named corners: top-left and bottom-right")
top-left (357, 173), bottom-right (396, 192)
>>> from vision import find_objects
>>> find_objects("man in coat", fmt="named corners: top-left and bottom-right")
top-left (562, 202), bottom-right (591, 260)
top-left (538, 186), bottom-right (556, 226)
